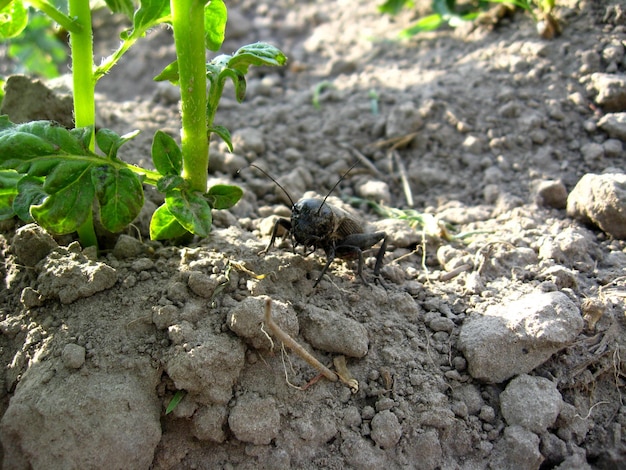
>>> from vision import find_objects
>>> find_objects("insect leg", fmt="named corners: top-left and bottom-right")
top-left (314, 245), bottom-right (336, 287)
top-left (261, 218), bottom-right (292, 255)
top-left (373, 233), bottom-right (388, 276)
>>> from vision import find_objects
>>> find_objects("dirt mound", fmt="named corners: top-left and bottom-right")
top-left (1, 1), bottom-right (625, 468)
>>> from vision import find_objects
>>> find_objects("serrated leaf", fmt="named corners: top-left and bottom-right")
top-left (206, 184), bottom-right (242, 210)
top-left (0, 0), bottom-right (28, 40)
top-left (150, 203), bottom-right (188, 240)
top-left (96, 128), bottom-right (140, 159)
top-left (0, 120), bottom-right (92, 172)
top-left (92, 166), bottom-right (144, 233)
top-left (12, 176), bottom-right (46, 221)
top-left (151, 130), bottom-right (182, 176)
top-left (227, 43), bottom-right (287, 73)
top-left (204, 0), bottom-right (227, 51)
top-left (165, 189), bottom-right (212, 237)
top-left (154, 60), bottom-right (179, 83)
top-left (133, 0), bottom-right (171, 31)
top-left (104, 0), bottom-right (135, 17)
top-left (31, 170), bottom-right (95, 234)
top-left (208, 125), bottom-right (232, 152)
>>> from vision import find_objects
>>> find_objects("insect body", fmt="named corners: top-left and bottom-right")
top-left (254, 165), bottom-right (387, 287)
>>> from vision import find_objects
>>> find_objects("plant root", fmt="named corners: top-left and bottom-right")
top-left (264, 299), bottom-right (338, 383)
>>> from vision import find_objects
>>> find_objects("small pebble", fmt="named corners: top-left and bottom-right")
top-left (62, 343), bottom-right (86, 369)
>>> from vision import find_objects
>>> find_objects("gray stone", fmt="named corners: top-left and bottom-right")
top-left (580, 142), bottom-right (604, 162)
top-left (231, 127), bottom-right (265, 155)
top-left (500, 374), bottom-right (563, 433)
top-left (567, 173), bottom-right (626, 239)
top-left (192, 405), bottom-right (228, 443)
top-left (598, 112), bottom-right (626, 140)
top-left (301, 305), bottom-right (369, 358)
top-left (12, 224), bottom-right (58, 267)
top-left (603, 138), bottom-right (623, 157)
top-left (61, 343), bottom-right (86, 369)
top-left (533, 180), bottom-right (568, 209)
top-left (165, 329), bottom-right (245, 405)
top-left (370, 410), bottom-right (402, 449)
top-left (537, 226), bottom-right (599, 271)
top-left (588, 73), bottom-right (626, 111)
top-left (228, 396), bottom-right (280, 445)
top-left (187, 271), bottom-right (219, 299)
top-left (458, 291), bottom-right (583, 383)
top-left (356, 180), bottom-right (391, 205)
top-left (112, 234), bottom-right (144, 259)
top-left (491, 425), bottom-right (543, 470)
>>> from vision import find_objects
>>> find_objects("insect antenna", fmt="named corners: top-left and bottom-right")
top-left (318, 160), bottom-right (360, 214)
top-left (249, 164), bottom-right (296, 207)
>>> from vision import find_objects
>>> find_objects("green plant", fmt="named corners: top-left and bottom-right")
top-left (379, 0), bottom-right (558, 38)
top-left (0, 0), bottom-right (286, 247)
top-left (5, 8), bottom-right (68, 79)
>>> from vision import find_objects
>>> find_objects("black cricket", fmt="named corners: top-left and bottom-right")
top-left (252, 164), bottom-right (387, 287)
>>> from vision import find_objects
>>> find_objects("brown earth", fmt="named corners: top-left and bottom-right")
top-left (1, 1), bottom-right (626, 468)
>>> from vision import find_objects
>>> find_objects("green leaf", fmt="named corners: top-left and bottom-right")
top-left (204, 0), bottom-right (227, 51)
top-left (12, 175), bottom-right (46, 221)
top-left (166, 390), bottom-right (187, 414)
top-left (399, 15), bottom-right (444, 37)
top-left (151, 130), bottom-right (182, 176)
top-left (378, 0), bottom-right (414, 15)
top-left (0, 170), bottom-right (21, 220)
top-left (0, 119), bottom-right (91, 166)
top-left (43, 161), bottom-right (92, 194)
top-left (96, 128), bottom-right (140, 159)
top-left (0, 0), bottom-right (28, 39)
top-left (227, 43), bottom-right (288, 74)
top-left (154, 60), bottom-right (179, 83)
top-left (156, 174), bottom-right (185, 193)
top-left (92, 166), bottom-right (144, 233)
top-left (206, 184), bottom-right (242, 210)
top-left (6, 13), bottom-right (68, 78)
top-left (150, 203), bottom-right (188, 240)
top-left (31, 169), bottom-right (95, 234)
top-left (165, 189), bottom-right (212, 237)
top-left (219, 68), bottom-right (247, 102)
top-left (132, 0), bottom-right (171, 32)
top-left (104, 0), bottom-right (135, 17)
top-left (208, 125), bottom-right (232, 152)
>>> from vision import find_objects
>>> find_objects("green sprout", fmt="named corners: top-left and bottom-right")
top-left (0, 0), bottom-right (286, 248)
top-left (379, 0), bottom-right (559, 38)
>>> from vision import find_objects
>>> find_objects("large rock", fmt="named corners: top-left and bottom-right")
top-left (500, 374), bottom-right (563, 433)
top-left (458, 291), bottom-right (583, 383)
top-left (165, 327), bottom-right (246, 405)
top-left (1, 362), bottom-right (161, 470)
top-left (598, 112), bottom-right (626, 140)
top-left (587, 73), bottom-right (626, 111)
top-left (567, 173), bottom-right (626, 239)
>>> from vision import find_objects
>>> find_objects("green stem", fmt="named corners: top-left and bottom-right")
top-left (68, 0), bottom-right (95, 148)
top-left (68, 0), bottom-right (96, 247)
top-left (27, 0), bottom-right (83, 33)
top-left (171, 0), bottom-right (208, 193)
